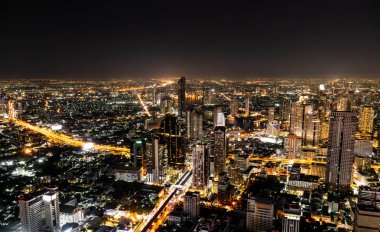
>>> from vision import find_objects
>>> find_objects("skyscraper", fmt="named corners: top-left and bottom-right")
top-left (244, 94), bottom-right (250, 116)
top-left (19, 187), bottom-right (60, 232)
top-left (305, 116), bottom-right (320, 147)
top-left (184, 191), bottom-right (200, 219)
top-left (213, 105), bottom-right (223, 129)
top-left (284, 134), bottom-right (302, 160)
top-left (178, 76), bottom-right (186, 118)
top-left (213, 113), bottom-right (226, 181)
top-left (132, 138), bottom-right (146, 170)
top-left (268, 107), bottom-right (275, 123)
top-left (146, 138), bottom-right (162, 184)
top-left (161, 114), bottom-right (185, 165)
top-left (230, 97), bottom-right (239, 116)
top-left (187, 109), bottom-right (203, 140)
top-left (326, 111), bottom-right (357, 192)
top-left (192, 144), bottom-right (209, 192)
top-left (290, 102), bottom-right (313, 144)
top-left (358, 106), bottom-right (374, 137)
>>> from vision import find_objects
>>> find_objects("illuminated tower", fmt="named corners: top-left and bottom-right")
top-left (290, 102), bottom-right (313, 144)
top-left (230, 97), bottom-right (239, 116)
top-left (19, 187), bottom-right (60, 232)
top-left (244, 94), bottom-right (250, 116)
top-left (8, 100), bottom-right (16, 120)
top-left (305, 116), bottom-right (320, 147)
top-left (178, 76), bottom-right (186, 118)
top-left (213, 113), bottom-right (226, 181)
top-left (336, 97), bottom-right (351, 111)
top-left (326, 111), bottom-right (357, 192)
top-left (358, 106), bottom-right (374, 137)
top-left (132, 138), bottom-right (146, 171)
top-left (284, 134), bottom-right (302, 159)
top-left (146, 138), bottom-right (162, 184)
top-left (192, 144), bottom-right (209, 192)
top-left (268, 107), bottom-right (275, 123)
top-left (213, 105), bottom-right (222, 129)
top-left (161, 114), bottom-right (185, 165)
top-left (188, 110), bottom-right (203, 140)
top-left (184, 191), bottom-right (200, 219)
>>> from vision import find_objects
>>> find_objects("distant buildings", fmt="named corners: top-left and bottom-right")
top-left (244, 95), bottom-right (250, 116)
top-left (326, 111), bottom-right (357, 192)
top-left (19, 187), bottom-right (60, 232)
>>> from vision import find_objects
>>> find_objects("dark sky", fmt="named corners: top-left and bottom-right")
top-left (0, 1), bottom-right (380, 80)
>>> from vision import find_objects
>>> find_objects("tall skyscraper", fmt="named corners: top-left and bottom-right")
top-left (161, 114), bottom-right (185, 165)
top-left (213, 105), bottom-right (223, 129)
top-left (178, 76), bottom-right (186, 118)
top-left (326, 111), bottom-right (357, 192)
top-left (268, 107), bottom-right (275, 123)
top-left (132, 138), bottom-right (146, 170)
top-left (8, 100), bottom-right (16, 120)
top-left (184, 191), bottom-right (200, 219)
top-left (192, 144), bottom-right (209, 192)
top-left (282, 204), bottom-right (301, 232)
top-left (290, 102), bottom-right (313, 144)
top-left (230, 97), bottom-right (239, 116)
top-left (187, 109), bottom-right (203, 140)
top-left (244, 94), bottom-right (250, 116)
top-left (305, 116), bottom-right (320, 147)
top-left (146, 138), bottom-right (162, 184)
top-left (246, 197), bottom-right (274, 232)
top-left (19, 187), bottom-right (60, 232)
top-left (213, 113), bottom-right (226, 181)
top-left (358, 106), bottom-right (374, 137)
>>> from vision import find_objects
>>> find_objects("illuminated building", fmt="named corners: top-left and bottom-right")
top-left (192, 144), bottom-right (209, 192)
top-left (230, 97), bottom-right (239, 116)
top-left (244, 94), bottom-right (250, 116)
top-left (246, 197), bottom-right (274, 232)
top-left (19, 187), bottom-right (60, 232)
top-left (8, 100), bottom-right (16, 120)
top-left (290, 102), bottom-right (313, 144)
top-left (320, 122), bottom-right (330, 140)
top-left (161, 114), bottom-right (185, 165)
top-left (132, 138), bottom-right (146, 169)
top-left (178, 76), bottom-right (186, 117)
top-left (146, 138), bottom-right (162, 184)
top-left (213, 105), bottom-right (222, 128)
top-left (60, 205), bottom-right (84, 228)
top-left (354, 186), bottom-right (380, 232)
top-left (282, 204), bottom-right (301, 232)
top-left (184, 191), bottom-right (200, 219)
top-left (213, 113), bottom-right (226, 181)
top-left (336, 97), bottom-right (351, 111)
top-left (305, 116), bottom-right (320, 146)
top-left (358, 106), bottom-right (374, 136)
top-left (187, 109), bottom-right (203, 140)
top-left (326, 111), bottom-right (357, 192)
top-left (268, 106), bottom-right (275, 123)
top-left (284, 134), bottom-right (302, 159)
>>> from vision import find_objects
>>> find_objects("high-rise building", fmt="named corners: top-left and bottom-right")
top-left (146, 138), bottom-right (162, 184)
top-left (290, 102), bottom-right (313, 144)
top-left (268, 107), bottom-right (275, 123)
top-left (282, 204), bottom-right (301, 232)
top-left (19, 187), bottom-right (60, 232)
top-left (132, 138), bottom-right (146, 170)
top-left (192, 144), bottom-right (209, 192)
top-left (354, 186), bottom-right (380, 232)
top-left (187, 109), bottom-right (203, 140)
top-left (8, 100), bottom-right (16, 120)
top-left (230, 97), bottom-right (239, 116)
top-left (326, 111), bottom-right (357, 192)
top-left (152, 83), bottom-right (157, 106)
top-left (213, 113), bottom-right (226, 181)
top-left (336, 97), bottom-right (351, 111)
top-left (284, 135), bottom-right (302, 160)
top-left (358, 106), bottom-right (374, 136)
top-left (184, 191), bottom-right (200, 219)
top-left (305, 116), bottom-right (320, 147)
top-left (161, 114), bottom-right (185, 165)
top-left (178, 76), bottom-right (186, 118)
top-left (213, 105), bottom-right (223, 129)
top-left (246, 197), bottom-right (274, 232)
top-left (245, 95), bottom-right (250, 116)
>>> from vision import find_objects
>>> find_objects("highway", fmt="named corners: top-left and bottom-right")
top-left (8, 119), bottom-right (131, 155)
top-left (138, 171), bottom-right (192, 232)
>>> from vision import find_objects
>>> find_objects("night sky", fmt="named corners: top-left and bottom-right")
top-left (1, 1), bottom-right (380, 80)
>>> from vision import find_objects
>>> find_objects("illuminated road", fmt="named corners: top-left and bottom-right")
top-left (137, 171), bottom-right (192, 232)
top-left (136, 93), bottom-right (152, 116)
top-left (9, 119), bottom-right (131, 155)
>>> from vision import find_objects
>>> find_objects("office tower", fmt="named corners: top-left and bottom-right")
top-left (184, 191), bottom-right (200, 219)
top-left (187, 109), bottom-right (203, 140)
top-left (146, 138), bottom-right (161, 183)
top-left (290, 102), bottom-right (313, 144)
top-left (281, 98), bottom-right (292, 121)
top-left (178, 76), bottom-right (186, 117)
top-left (152, 83), bottom-right (156, 106)
top-left (214, 113), bottom-right (226, 181)
top-left (8, 100), bottom-right (16, 120)
top-left (160, 96), bottom-right (173, 114)
top-left (192, 144), bottom-right (209, 192)
top-left (213, 105), bottom-right (222, 128)
top-left (305, 116), bottom-right (320, 147)
top-left (186, 92), bottom-right (198, 110)
top-left (19, 187), bottom-right (60, 232)
top-left (161, 114), bottom-right (185, 165)
top-left (132, 138), bottom-right (146, 170)
top-left (268, 107), bottom-right (275, 123)
top-left (336, 97), bottom-right (351, 111)
top-left (354, 186), bottom-right (380, 232)
top-left (230, 97), bottom-right (239, 116)
top-left (282, 204), bottom-right (301, 232)
top-left (284, 135), bottom-right (302, 159)
top-left (326, 111), bottom-right (357, 192)
top-left (358, 106), bottom-right (374, 136)
top-left (244, 94), bottom-right (250, 116)
top-left (246, 197), bottom-right (274, 232)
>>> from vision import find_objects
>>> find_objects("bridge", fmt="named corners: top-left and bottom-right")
top-left (6, 119), bottom-right (130, 155)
